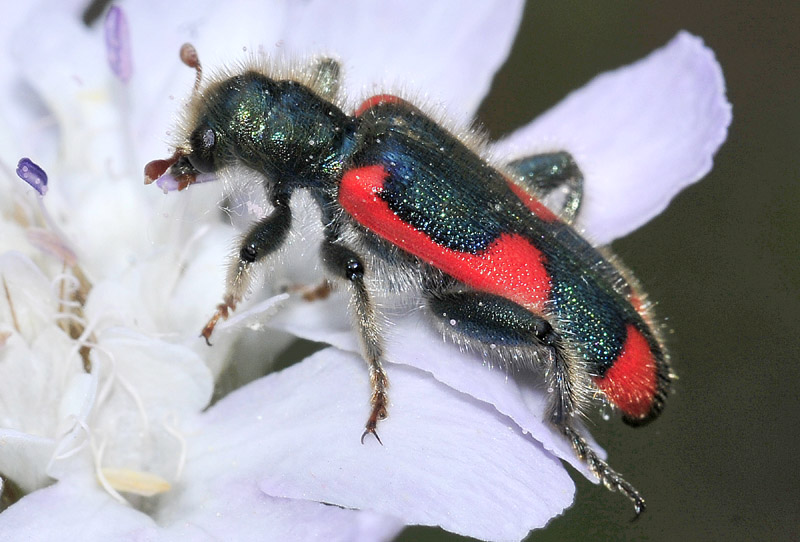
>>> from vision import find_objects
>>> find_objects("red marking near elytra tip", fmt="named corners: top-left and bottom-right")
top-left (593, 324), bottom-right (658, 420)
top-left (355, 94), bottom-right (404, 117)
top-left (339, 165), bottom-right (552, 309)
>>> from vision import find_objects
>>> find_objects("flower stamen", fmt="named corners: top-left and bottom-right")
top-left (92, 343), bottom-right (150, 434)
top-left (2, 276), bottom-right (21, 334)
top-left (104, 6), bottom-right (132, 83)
top-left (162, 414), bottom-right (187, 481)
top-left (101, 468), bottom-right (171, 498)
top-left (93, 437), bottom-right (128, 505)
top-left (16, 158), bottom-right (48, 196)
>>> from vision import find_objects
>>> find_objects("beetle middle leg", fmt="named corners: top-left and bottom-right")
top-left (426, 289), bottom-right (645, 515)
top-left (507, 151), bottom-right (584, 224)
top-left (320, 236), bottom-right (388, 443)
top-left (201, 194), bottom-right (292, 344)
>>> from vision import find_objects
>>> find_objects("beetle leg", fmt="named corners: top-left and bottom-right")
top-left (426, 290), bottom-right (645, 516)
top-left (320, 237), bottom-right (388, 444)
top-left (307, 58), bottom-right (341, 102)
top-left (507, 151), bottom-right (584, 224)
top-left (283, 280), bottom-right (333, 302)
top-left (563, 425), bottom-right (646, 517)
top-left (201, 196), bottom-right (292, 344)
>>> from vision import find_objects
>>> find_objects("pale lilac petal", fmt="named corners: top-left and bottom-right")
top-left (494, 31), bottom-right (731, 244)
top-left (122, 0), bottom-right (290, 164)
top-left (89, 329), bottom-right (212, 414)
top-left (159, 478), bottom-right (403, 542)
top-left (217, 292), bottom-right (289, 331)
top-left (0, 252), bottom-right (98, 489)
top-left (176, 348), bottom-right (574, 540)
top-left (123, 0), bottom-right (520, 165)
top-left (0, 4), bottom-right (59, 168)
top-left (0, 475), bottom-right (401, 542)
top-left (283, 0), bottom-right (524, 117)
top-left (270, 294), bottom-right (599, 479)
top-left (0, 429), bottom-right (54, 493)
top-left (0, 251), bottom-right (57, 340)
top-left (9, 4), bottom-right (150, 185)
top-left (0, 479), bottom-right (159, 541)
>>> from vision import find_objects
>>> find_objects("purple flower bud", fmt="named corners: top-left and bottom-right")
top-left (105, 5), bottom-right (132, 83)
top-left (16, 158), bottom-right (48, 196)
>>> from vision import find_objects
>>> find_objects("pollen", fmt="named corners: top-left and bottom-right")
top-left (100, 468), bottom-right (171, 497)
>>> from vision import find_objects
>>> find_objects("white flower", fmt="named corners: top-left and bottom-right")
top-left (0, 1), bottom-right (729, 541)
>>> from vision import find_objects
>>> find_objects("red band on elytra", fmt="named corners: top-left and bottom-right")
top-left (339, 165), bottom-right (552, 309)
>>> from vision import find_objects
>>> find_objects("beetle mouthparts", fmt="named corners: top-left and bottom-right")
top-left (144, 154), bottom-right (180, 185)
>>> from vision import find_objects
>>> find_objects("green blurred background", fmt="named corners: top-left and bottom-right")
top-left (399, 2), bottom-right (799, 541)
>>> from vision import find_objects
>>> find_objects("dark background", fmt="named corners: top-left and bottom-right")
top-left (399, 2), bottom-right (799, 541)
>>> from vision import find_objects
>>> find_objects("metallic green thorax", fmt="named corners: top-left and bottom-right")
top-left (201, 71), bottom-right (356, 189)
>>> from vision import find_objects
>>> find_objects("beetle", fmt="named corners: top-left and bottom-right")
top-left (145, 44), bottom-right (672, 516)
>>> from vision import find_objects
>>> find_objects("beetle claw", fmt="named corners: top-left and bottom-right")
top-left (361, 425), bottom-right (383, 446)
top-left (200, 302), bottom-right (234, 346)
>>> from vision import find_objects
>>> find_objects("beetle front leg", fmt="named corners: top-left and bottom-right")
top-left (201, 197), bottom-right (292, 344)
top-left (320, 238), bottom-right (388, 444)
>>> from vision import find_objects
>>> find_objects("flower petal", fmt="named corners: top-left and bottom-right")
top-left (121, 0), bottom-right (290, 164)
top-left (84, 328), bottom-right (213, 478)
top-left (0, 429), bottom-right (54, 493)
top-left (158, 478), bottom-right (403, 542)
top-left (269, 294), bottom-right (599, 479)
top-left (282, 0), bottom-right (524, 118)
top-left (1, 473), bottom-right (402, 542)
top-left (11, 3), bottom-right (126, 176)
top-left (122, 0), bottom-right (522, 165)
top-left (174, 348), bottom-right (574, 540)
top-left (0, 478), bottom-right (159, 541)
top-left (494, 31), bottom-right (731, 244)
top-left (0, 3), bottom-right (59, 168)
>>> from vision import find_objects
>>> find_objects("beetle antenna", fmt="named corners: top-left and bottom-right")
top-left (179, 43), bottom-right (203, 94)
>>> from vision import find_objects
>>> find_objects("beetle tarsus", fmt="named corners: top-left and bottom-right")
top-left (200, 301), bottom-right (234, 346)
top-left (361, 423), bottom-right (383, 446)
top-left (563, 425), bottom-right (646, 517)
top-left (362, 389), bottom-right (387, 445)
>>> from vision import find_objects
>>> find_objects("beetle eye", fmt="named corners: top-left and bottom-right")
top-left (187, 125), bottom-right (216, 173)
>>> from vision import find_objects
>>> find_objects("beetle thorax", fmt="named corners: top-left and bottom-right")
top-left (207, 72), bottom-right (355, 189)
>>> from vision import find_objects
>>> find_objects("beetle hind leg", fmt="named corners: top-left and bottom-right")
top-left (563, 425), bottom-right (646, 517)
top-left (427, 290), bottom-right (646, 516)
top-left (547, 346), bottom-right (646, 518)
top-left (307, 58), bottom-right (341, 102)
top-left (507, 151), bottom-right (584, 224)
